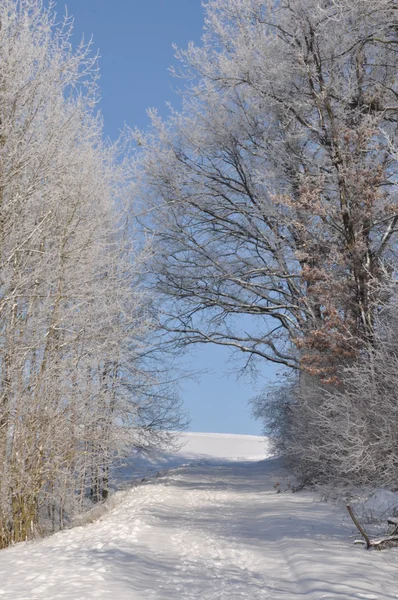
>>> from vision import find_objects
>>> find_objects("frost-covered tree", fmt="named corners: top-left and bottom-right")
top-left (253, 296), bottom-right (398, 490)
top-left (135, 0), bottom-right (398, 378)
top-left (0, 0), bottom-right (184, 548)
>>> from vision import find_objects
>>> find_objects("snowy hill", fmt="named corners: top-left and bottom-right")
top-left (176, 431), bottom-right (269, 460)
top-left (0, 432), bottom-right (397, 599)
top-left (114, 432), bottom-right (270, 484)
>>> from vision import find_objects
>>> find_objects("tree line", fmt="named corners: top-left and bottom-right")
top-left (0, 0), bottom-right (185, 548)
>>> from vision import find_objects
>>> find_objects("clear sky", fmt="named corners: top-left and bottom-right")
top-left (63, 0), bottom-right (280, 435)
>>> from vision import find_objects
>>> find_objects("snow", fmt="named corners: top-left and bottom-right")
top-left (0, 432), bottom-right (397, 599)
top-left (113, 432), bottom-right (269, 484)
top-left (352, 488), bottom-right (398, 525)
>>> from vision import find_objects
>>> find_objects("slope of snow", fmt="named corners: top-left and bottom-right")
top-left (177, 431), bottom-right (269, 460)
top-left (110, 432), bottom-right (269, 489)
top-left (0, 433), bottom-right (397, 599)
top-left (114, 432), bottom-right (269, 484)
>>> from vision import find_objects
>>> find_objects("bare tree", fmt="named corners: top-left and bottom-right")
top-left (135, 0), bottom-right (398, 378)
top-left (0, 0), bottom-right (185, 548)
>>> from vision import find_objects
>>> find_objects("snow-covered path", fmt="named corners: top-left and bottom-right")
top-left (0, 434), bottom-right (397, 599)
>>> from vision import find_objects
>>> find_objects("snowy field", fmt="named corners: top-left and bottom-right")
top-left (0, 432), bottom-right (397, 599)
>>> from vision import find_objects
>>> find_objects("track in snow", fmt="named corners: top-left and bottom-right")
top-left (0, 434), bottom-right (397, 599)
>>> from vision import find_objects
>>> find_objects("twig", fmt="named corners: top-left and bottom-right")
top-left (346, 505), bottom-right (371, 549)
top-left (347, 506), bottom-right (398, 549)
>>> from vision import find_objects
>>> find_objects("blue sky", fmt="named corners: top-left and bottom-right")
top-left (63, 0), bottom-right (280, 435)
top-left (64, 0), bottom-right (205, 136)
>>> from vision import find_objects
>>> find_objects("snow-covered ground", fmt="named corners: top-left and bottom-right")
top-left (113, 432), bottom-right (269, 484)
top-left (0, 433), bottom-right (397, 599)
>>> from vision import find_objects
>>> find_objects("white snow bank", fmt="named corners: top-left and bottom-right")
top-left (177, 431), bottom-right (269, 460)
top-left (113, 431), bottom-right (270, 484)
